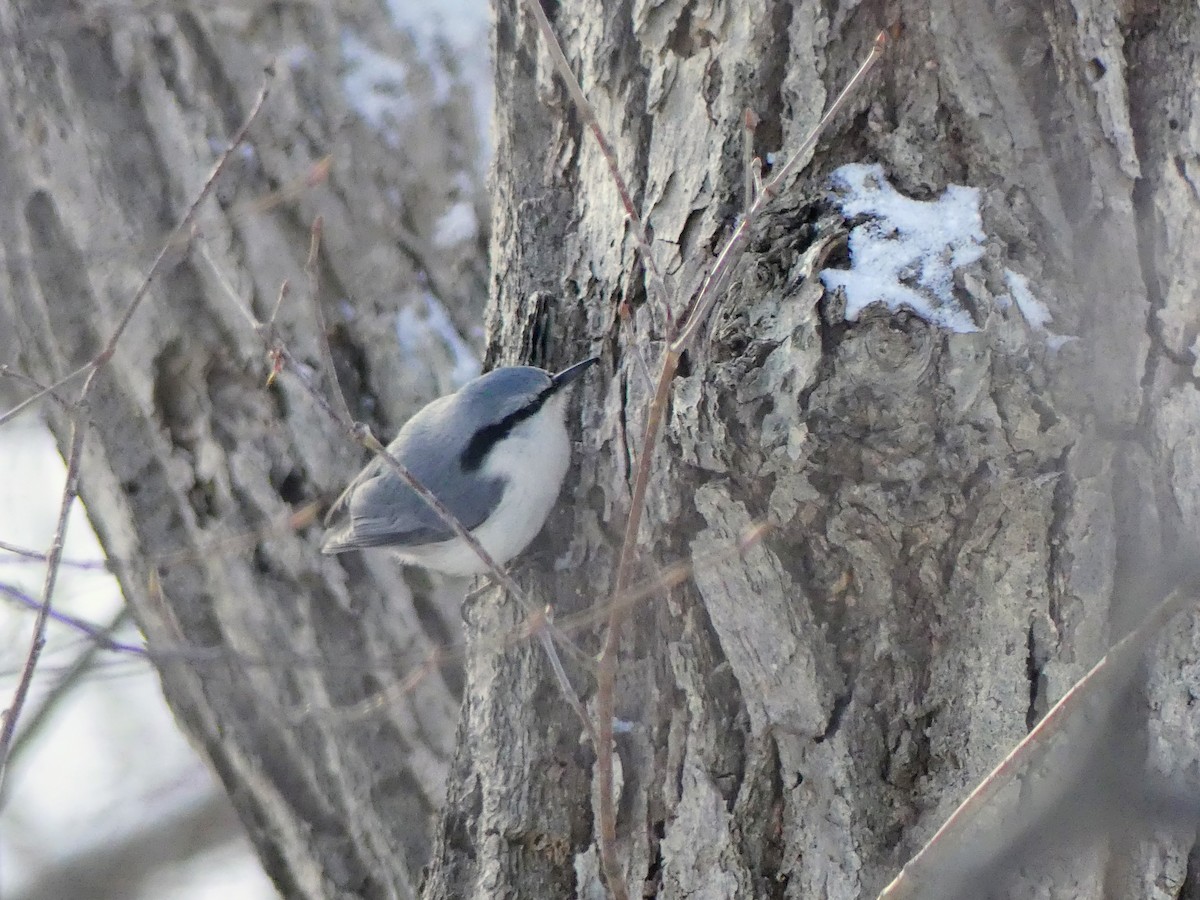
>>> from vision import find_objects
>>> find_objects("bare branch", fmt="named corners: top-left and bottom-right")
top-left (301, 217), bottom-right (355, 427)
top-left (518, 0), bottom-right (672, 333)
top-left (0, 362), bottom-right (93, 429)
top-left (7, 605), bottom-right (134, 769)
top-left (0, 412), bottom-right (87, 786)
top-left (0, 539), bottom-right (109, 571)
top-left (0, 64), bottom-right (275, 778)
top-left (586, 33), bottom-right (887, 898)
top-left (0, 584), bottom-right (144, 657)
top-left (196, 210), bottom-right (599, 744)
top-left (877, 585), bottom-right (1200, 900)
top-left (670, 31), bottom-right (886, 353)
top-left (0, 364), bottom-right (74, 414)
top-left (594, 347), bottom-right (677, 899)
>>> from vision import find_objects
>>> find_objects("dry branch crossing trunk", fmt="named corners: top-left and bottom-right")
top-left (423, 1), bottom-right (1200, 898)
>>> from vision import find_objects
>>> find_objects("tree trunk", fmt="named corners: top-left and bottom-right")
top-left (423, 1), bottom-right (1200, 899)
top-left (0, 2), bottom-right (487, 898)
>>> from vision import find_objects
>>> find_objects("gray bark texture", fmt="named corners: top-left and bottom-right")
top-left (0, 1), bottom-right (487, 898)
top-left (2, 1), bottom-right (1199, 899)
top-left (425, 1), bottom-right (1200, 899)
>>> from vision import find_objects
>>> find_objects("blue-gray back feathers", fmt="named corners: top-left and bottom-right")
top-left (321, 367), bottom-right (554, 552)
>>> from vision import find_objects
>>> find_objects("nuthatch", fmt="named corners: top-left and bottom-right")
top-left (321, 357), bottom-right (598, 575)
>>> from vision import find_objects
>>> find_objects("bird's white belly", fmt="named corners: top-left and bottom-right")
top-left (392, 400), bottom-right (572, 576)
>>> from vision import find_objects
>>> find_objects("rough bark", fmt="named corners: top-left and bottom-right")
top-left (0, 2), bottom-right (486, 898)
top-left (422, 1), bottom-right (1200, 899)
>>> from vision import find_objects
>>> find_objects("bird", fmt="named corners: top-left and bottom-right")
top-left (320, 356), bottom-right (598, 576)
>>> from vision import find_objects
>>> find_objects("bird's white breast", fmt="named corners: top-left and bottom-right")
top-left (392, 392), bottom-right (573, 576)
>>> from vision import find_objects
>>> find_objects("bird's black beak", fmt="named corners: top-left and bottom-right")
top-left (551, 356), bottom-right (599, 390)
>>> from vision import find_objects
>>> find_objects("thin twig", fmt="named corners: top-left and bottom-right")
top-left (594, 349), bottom-right (677, 899)
top-left (7, 605), bottom-right (134, 768)
top-left (587, 33), bottom-right (887, 899)
top-left (0, 539), bottom-right (109, 570)
top-left (0, 364), bottom-right (49, 391)
top-left (353, 426), bottom-right (597, 743)
top-left (670, 32), bottom-right (885, 353)
top-left (197, 215), bottom-right (598, 744)
top-left (266, 278), bottom-right (289, 334)
top-left (0, 584), bottom-right (145, 655)
top-left (0, 414), bottom-right (86, 787)
top-left (0, 362), bottom-right (93, 429)
top-left (0, 503), bottom-right (318, 575)
top-left (617, 299), bottom-right (656, 389)
top-left (301, 217), bottom-right (354, 426)
top-left (0, 65), bottom-right (275, 778)
top-left (518, 0), bottom-right (672, 333)
top-left (877, 586), bottom-right (1200, 900)
top-left (190, 227), bottom-right (266, 333)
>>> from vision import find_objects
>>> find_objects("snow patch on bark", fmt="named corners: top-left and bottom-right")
top-left (1003, 269), bottom-right (1075, 350)
top-left (820, 163), bottom-right (984, 333)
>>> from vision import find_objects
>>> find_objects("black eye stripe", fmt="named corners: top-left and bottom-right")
top-left (459, 382), bottom-right (559, 472)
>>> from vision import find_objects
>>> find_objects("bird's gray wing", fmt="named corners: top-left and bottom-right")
top-left (321, 427), bottom-right (505, 553)
top-left (339, 468), bottom-right (504, 549)
top-left (323, 454), bottom-right (385, 528)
